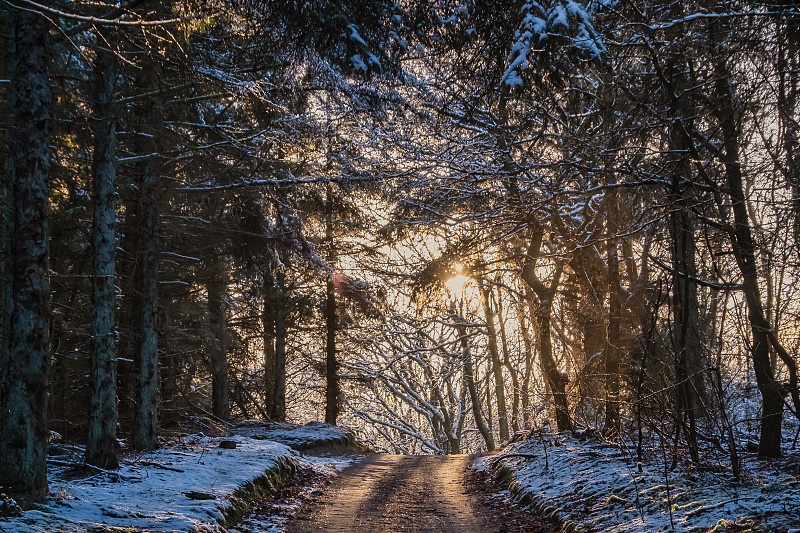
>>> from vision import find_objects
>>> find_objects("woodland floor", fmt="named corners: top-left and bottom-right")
top-left (4, 423), bottom-right (800, 532)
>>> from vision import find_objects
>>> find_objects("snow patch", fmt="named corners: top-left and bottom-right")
top-left (231, 421), bottom-right (352, 449)
top-left (345, 24), bottom-right (368, 47)
top-left (491, 435), bottom-right (800, 532)
top-left (1, 423), bottom-right (351, 532)
top-left (350, 54), bottom-right (368, 72)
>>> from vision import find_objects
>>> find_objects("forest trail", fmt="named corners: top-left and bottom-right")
top-left (283, 454), bottom-right (556, 532)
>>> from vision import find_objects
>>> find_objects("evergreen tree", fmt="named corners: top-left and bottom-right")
top-left (0, 7), bottom-right (52, 492)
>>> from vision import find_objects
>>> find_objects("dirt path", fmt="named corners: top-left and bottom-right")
top-left (283, 454), bottom-right (555, 532)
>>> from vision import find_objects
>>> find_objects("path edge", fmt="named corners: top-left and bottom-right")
top-left (217, 453), bottom-right (299, 529)
top-left (491, 462), bottom-right (589, 533)
top-left (217, 428), bottom-right (362, 532)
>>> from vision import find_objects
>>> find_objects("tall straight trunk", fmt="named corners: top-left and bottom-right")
top-left (478, 277), bottom-right (509, 442)
top-left (271, 263), bottom-right (287, 421)
top-left (0, 9), bottom-right (51, 492)
top-left (516, 305), bottom-right (534, 429)
top-left (521, 223), bottom-right (572, 432)
top-left (484, 367), bottom-right (493, 429)
top-left (599, 69), bottom-right (623, 441)
top-left (116, 196), bottom-right (139, 434)
top-left (604, 183), bottom-right (622, 440)
top-left (325, 267), bottom-right (339, 425)
top-left (455, 382), bottom-right (468, 452)
top-left (712, 45), bottom-right (784, 457)
top-left (779, 18), bottom-right (800, 241)
top-left (86, 37), bottom-right (120, 469)
top-left (324, 188), bottom-right (339, 425)
top-left (208, 273), bottom-right (229, 420)
top-left (496, 292), bottom-right (520, 434)
top-left (262, 270), bottom-right (275, 418)
top-left (659, 10), bottom-right (704, 462)
top-left (668, 106), bottom-right (702, 464)
top-left (132, 85), bottom-right (162, 450)
top-left (0, 8), bottom-right (13, 419)
top-left (453, 308), bottom-right (495, 451)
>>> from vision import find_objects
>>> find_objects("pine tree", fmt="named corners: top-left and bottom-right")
top-left (0, 7), bottom-right (52, 492)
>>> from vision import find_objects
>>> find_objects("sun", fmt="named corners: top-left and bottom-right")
top-left (445, 274), bottom-right (469, 294)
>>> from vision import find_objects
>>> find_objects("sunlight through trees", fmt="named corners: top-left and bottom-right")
top-left (2, 0), bottom-right (800, 495)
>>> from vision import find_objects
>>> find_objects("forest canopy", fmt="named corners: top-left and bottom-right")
top-left (1, 0), bottom-right (800, 493)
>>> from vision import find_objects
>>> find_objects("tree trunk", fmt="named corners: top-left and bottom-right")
top-left (325, 188), bottom-right (339, 425)
top-left (208, 273), bottom-right (229, 420)
top-left (86, 36), bottom-right (120, 469)
top-left (478, 276), bottom-right (509, 442)
top-left (454, 309), bottom-right (495, 451)
top-left (271, 262), bottom-right (287, 421)
top-left (601, 172), bottom-right (623, 443)
top-left (516, 305), bottom-right (534, 429)
top-left (0, 9), bottom-right (51, 492)
top-left (115, 195), bottom-right (139, 435)
top-left (0, 8), bottom-right (13, 448)
top-left (325, 267), bottom-right (339, 425)
top-left (521, 223), bottom-right (572, 432)
top-left (713, 47), bottom-right (784, 457)
top-left (669, 131), bottom-right (702, 460)
top-left (531, 296), bottom-right (572, 432)
top-left (132, 86), bottom-right (162, 450)
top-left (779, 18), bottom-right (800, 242)
top-left (604, 183), bottom-right (622, 440)
top-left (262, 270), bottom-right (275, 418)
top-left (496, 291), bottom-right (520, 434)
top-left (662, 37), bottom-right (704, 463)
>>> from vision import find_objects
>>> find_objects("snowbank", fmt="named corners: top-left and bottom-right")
top-left (230, 452), bottom-right (361, 533)
top-left (231, 421), bottom-right (354, 450)
top-left (486, 435), bottom-right (800, 532)
top-left (1, 423), bottom-right (352, 533)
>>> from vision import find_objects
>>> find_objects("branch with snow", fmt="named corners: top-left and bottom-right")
top-left (502, 0), bottom-right (607, 88)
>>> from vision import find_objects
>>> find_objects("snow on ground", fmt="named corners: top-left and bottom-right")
top-left (487, 434), bottom-right (800, 532)
top-left (231, 421), bottom-right (353, 450)
top-left (0, 423), bottom-right (352, 533)
top-left (230, 451), bottom-right (361, 533)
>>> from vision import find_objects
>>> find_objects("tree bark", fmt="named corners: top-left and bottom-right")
top-left (477, 275), bottom-right (509, 442)
top-left (454, 308), bottom-right (495, 451)
top-left (132, 83), bottom-right (162, 450)
top-left (496, 291), bottom-right (520, 434)
top-left (0, 9), bottom-right (51, 492)
top-left (325, 188), bottom-right (339, 425)
top-left (668, 115), bottom-right (703, 462)
top-left (86, 35), bottom-right (120, 469)
top-left (262, 269), bottom-right (275, 418)
top-left (0, 8), bottom-right (14, 450)
top-left (531, 295), bottom-right (572, 432)
top-left (208, 273), bottom-right (229, 420)
top-left (713, 49), bottom-right (784, 458)
top-left (516, 304), bottom-right (534, 429)
top-left (271, 261), bottom-right (287, 421)
top-left (325, 267), bottom-right (339, 425)
top-left (521, 222), bottom-right (572, 432)
top-left (604, 184), bottom-right (622, 440)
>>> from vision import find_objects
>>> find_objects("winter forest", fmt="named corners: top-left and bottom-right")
top-left (2, 0), bottom-right (800, 523)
